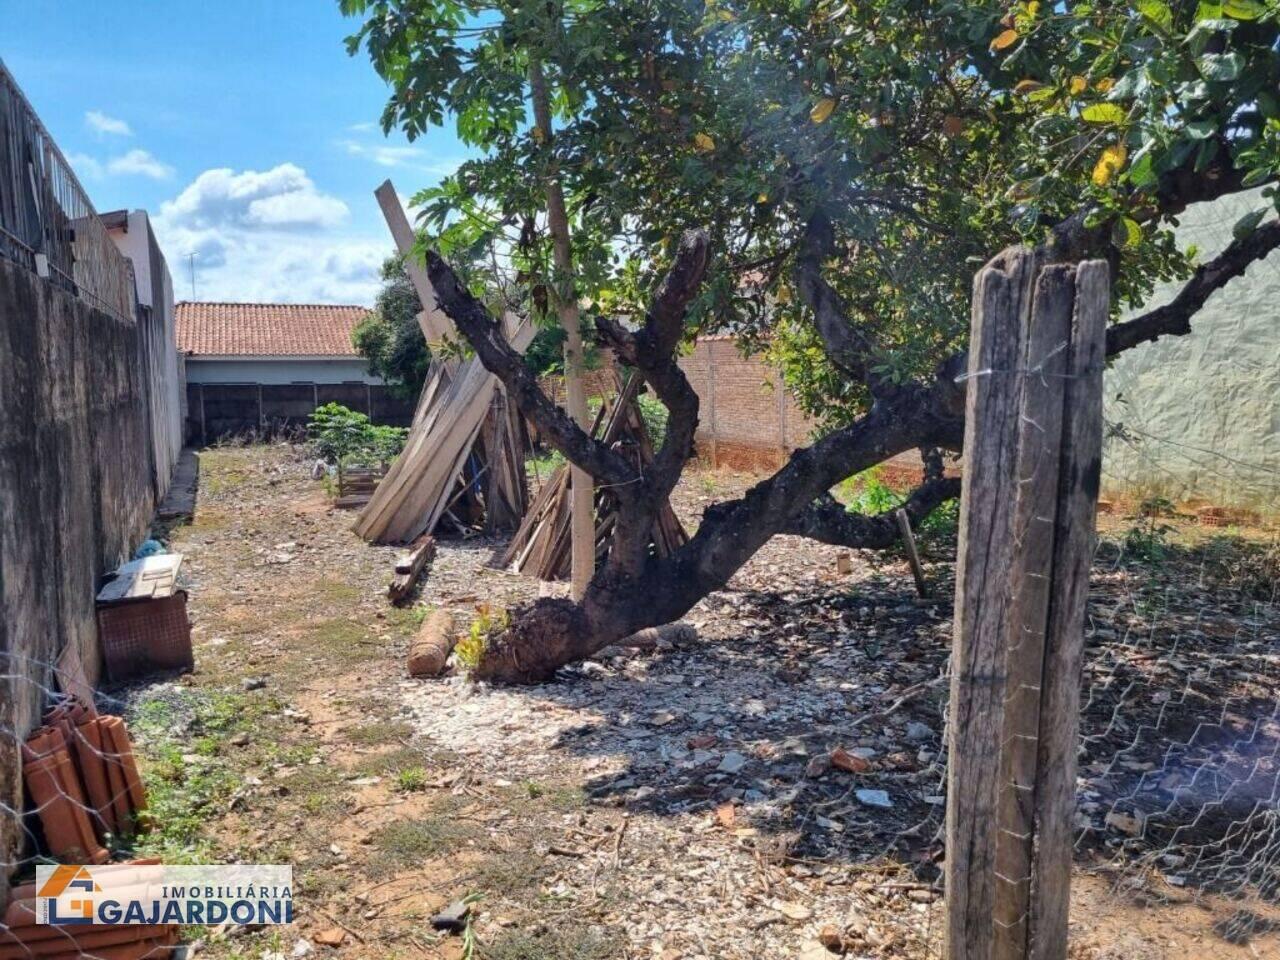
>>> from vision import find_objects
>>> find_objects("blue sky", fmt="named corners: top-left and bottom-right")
top-left (1, 1), bottom-right (474, 304)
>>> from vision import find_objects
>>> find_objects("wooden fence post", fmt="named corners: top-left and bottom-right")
top-left (946, 252), bottom-right (1108, 960)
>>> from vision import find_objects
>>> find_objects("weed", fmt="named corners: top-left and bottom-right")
top-left (395, 766), bottom-right (428, 792)
top-left (347, 720), bottom-right (415, 745)
top-left (483, 926), bottom-right (616, 960)
top-left (1122, 510), bottom-right (1176, 563)
top-left (840, 466), bottom-right (904, 515)
top-left (456, 606), bottom-right (510, 671)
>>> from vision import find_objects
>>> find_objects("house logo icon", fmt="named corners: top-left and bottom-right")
top-left (37, 865), bottom-right (102, 925)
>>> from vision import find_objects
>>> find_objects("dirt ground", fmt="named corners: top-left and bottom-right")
top-left (112, 444), bottom-right (1280, 960)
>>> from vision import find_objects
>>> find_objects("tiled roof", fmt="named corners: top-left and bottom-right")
top-left (175, 302), bottom-right (372, 357)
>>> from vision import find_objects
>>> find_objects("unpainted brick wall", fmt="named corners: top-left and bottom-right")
top-left (678, 338), bottom-right (818, 470)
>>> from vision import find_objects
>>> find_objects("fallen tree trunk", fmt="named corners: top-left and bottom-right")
top-left (408, 608), bottom-right (456, 677)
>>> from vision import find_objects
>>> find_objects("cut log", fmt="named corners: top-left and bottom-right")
top-left (388, 535), bottom-right (436, 604)
top-left (408, 609), bottom-right (456, 677)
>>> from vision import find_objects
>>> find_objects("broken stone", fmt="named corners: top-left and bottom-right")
top-left (855, 789), bottom-right (893, 809)
top-left (430, 900), bottom-right (471, 933)
top-left (717, 751), bottom-right (749, 774)
top-left (312, 928), bottom-right (346, 947)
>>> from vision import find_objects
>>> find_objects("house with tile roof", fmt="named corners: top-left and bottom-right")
top-left (177, 302), bottom-right (414, 441)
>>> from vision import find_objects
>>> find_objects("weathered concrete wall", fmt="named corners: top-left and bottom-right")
top-left (0, 258), bottom-right (155, 898)
top-left (1103, 190), bottom-right (1280, 509)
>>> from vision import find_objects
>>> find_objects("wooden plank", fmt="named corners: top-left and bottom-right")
top-left (1029, 260), bottom-right (1108, 960)
top-left (992, 265), bottom-right (1075, 960)
top-left (389, 535), bottom-right (437, 604)
top-left (96, 554), bottom-right (183, 604)
top-left (893, 508), bottom-right (929, 599)
top-left (946, 248), bottom-right (1038, 960)
top-left (374, 180), bottom-right (453, 344)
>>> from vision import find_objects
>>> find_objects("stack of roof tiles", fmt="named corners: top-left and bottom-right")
top-left (1, 860), bottom-right (176, 959)
top-left (21, 698), bottom-right (147, 862)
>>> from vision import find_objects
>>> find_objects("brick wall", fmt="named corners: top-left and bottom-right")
top-left (677, 338), bottom-right (819, 471)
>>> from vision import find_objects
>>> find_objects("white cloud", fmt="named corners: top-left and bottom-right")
top-left (161, 163), bottom-right (348, 231)
top-left (347, 121), bottom-right (377, 133)
top-left (338, 138), bottom-right (464, 177)
top-left (85, 110), bottom-right (132, 137)
top-left (66, 152), bottom-right (104, 180)
top-left (153, 163), bottom-right (384, 304)
top-left (107, 148), bottom-right (174, 180)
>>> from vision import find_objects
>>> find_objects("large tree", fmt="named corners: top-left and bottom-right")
top-left (344, 0), bottom-right (1280, 681)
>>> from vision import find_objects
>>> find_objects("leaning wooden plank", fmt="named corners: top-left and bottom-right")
top-left (375, 180), bottom-right (453, 344)
top-left (407, 608), bottom-right (456, 677)
top-left (388, 534), bottom-right (437, 604)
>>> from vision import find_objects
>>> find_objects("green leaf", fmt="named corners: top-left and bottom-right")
top-left (1184, 118), bottom-right (1218, 139)
top-left (1233, 207), bottom-right (1268, 239)
top-left (1136, 0), bottom-right (1174, 30)
top-left (1113, 216), bottom-right (1143, 248)
top-left (1197, 52), bottom-right (1244, 81)
top-left (1081, 103), bottom-right (1128, 124)
top-left (1222, 0), bottom-right (1267, 17)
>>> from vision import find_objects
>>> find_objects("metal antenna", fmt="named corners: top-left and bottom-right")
top-left (186, 252), bottom-right (197, 300)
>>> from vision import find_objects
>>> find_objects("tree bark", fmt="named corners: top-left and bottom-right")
top-left (529, 57), bottom-right (595, 601)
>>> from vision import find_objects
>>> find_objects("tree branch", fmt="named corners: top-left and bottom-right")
top-left (781, 476), bottom-right (960, 548)
top-left (1106, 217), bottom-right (1280, 357)
top-left (425, 249), bottom-right (636, 487)
top-left (793, 212), bottom-right (890, 394)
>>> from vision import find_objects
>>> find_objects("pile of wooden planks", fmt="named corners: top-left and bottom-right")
top-left (335, 463), bottom-right (386, 510)
top-left (352, 179), bottom-right (532, 545)
top-left (353, 329), bottom-right (532, 544)
top-left (501, 374), bottom-right (687, 580)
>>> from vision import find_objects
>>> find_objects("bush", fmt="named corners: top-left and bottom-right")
top-left (307, 403), bottom-right (407, 466)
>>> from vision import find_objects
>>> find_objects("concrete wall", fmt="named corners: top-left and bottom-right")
top-left (0, 258), bottom-right (156, 899)
top-left (186, 380), bottom-right (416, 442)
top-left (1102, 189), bottom-right (1280, 509)
top-left (185, 357), bottom-right (382, 385)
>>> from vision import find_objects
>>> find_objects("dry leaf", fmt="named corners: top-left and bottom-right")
top-left (810, 97), bottom-right (836, 124)
top-left (942, 115), bottom-right (965, 137)
top-left (1069, 75), bottom-right (1088, 95)
top-left (314, 928), bottom-right (347, 946)
top-left (991, 28), bottom-right (1019, 51)
top-left (693, 132), bottom-right (716, 153)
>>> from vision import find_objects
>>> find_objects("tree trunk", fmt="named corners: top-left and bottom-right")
top-left (529, 58), bottom-right (595, 601)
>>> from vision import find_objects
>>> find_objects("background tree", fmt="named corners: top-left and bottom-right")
top-left (345, 0), bottom-right (1280, 680)
top-left (352, 256), bottom-right (430, 397)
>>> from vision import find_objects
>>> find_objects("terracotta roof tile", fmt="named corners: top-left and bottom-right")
top-left (175, 302), bottom-right (372, 357)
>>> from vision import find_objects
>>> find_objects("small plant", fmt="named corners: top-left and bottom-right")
top-left (841, 466), bottom-right (905, 515)
top-left (635, 393), bottom-right (669, 448)
top-left (1123, 507), bottom-right (1176, 564)
top-left (456, 605), bottom-right (511, 672)
top-left (395, 766), bottom-right (428, 792)
top-left (307, 403), bottom-right (407, 466)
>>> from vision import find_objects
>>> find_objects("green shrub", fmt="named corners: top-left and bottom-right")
top-left (307, 403), bottom-right (406, 465)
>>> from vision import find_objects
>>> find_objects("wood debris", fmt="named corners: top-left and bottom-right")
top-left (500, 373), bottom-right (687, 580)
top-left (388, 534), bottom-right (436, 604)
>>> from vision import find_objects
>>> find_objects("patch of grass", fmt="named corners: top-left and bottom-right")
top-left (315, 578), bottom-right (362, 604)
top-left (311, 617), bottom-right (379, 662)
top-left (347, 719), bottom-right (415, 745)
top-left (369, 816), bottom-right (476, 876)
top-left (483, 926), bottom-right (616, 960)
top-left (355, 744), bottom-right (431, 777)
top-left (469, 848), bottom-right (547, 898)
